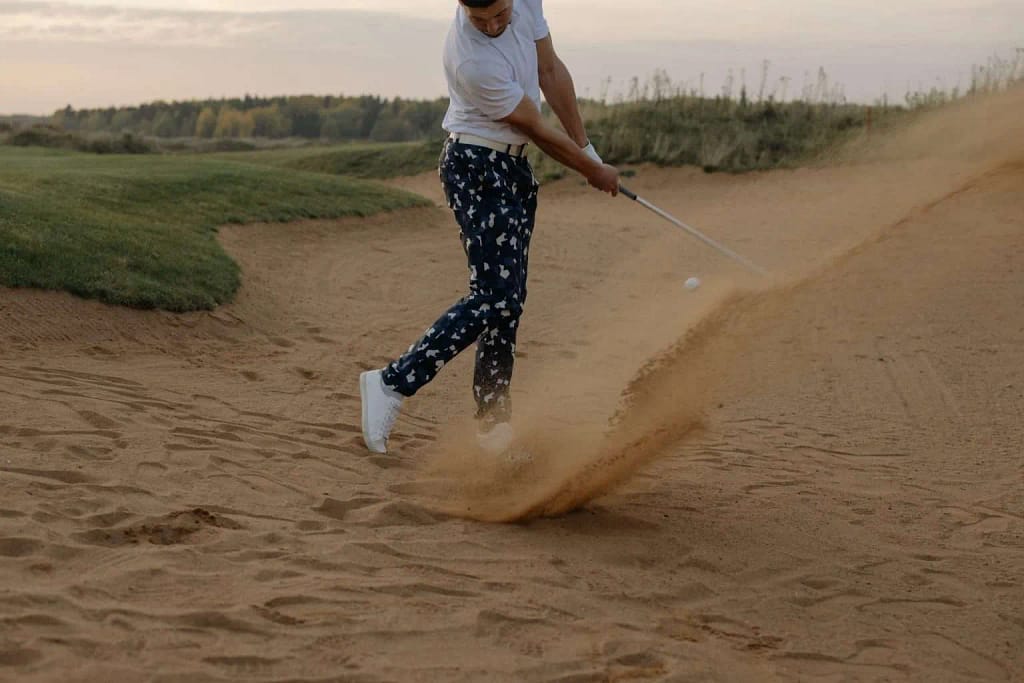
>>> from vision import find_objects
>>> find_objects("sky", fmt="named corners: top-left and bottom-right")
top-left (1, 0), bottom-right (1021, 114)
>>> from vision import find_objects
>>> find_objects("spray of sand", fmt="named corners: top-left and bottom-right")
top-left (410, 279), bottom-right (767, 523)
top-left (413, 86), bottom-right (1024, 523)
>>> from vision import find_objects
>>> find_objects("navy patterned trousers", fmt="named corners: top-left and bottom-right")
top-left (381, 140), bottom-right (539, 425)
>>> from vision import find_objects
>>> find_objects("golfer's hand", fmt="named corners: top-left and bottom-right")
top-left (587, 163), bottom-right (620, 196)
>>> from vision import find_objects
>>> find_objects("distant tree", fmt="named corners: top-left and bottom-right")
top-left (83, 110), bottom-right (109, 132)
top-left (369, 110), bottom-right (415, 142)
top-left (285, 96), bottom-right (323, 138)
top-left (51, 106), bottom-right (78, 131)
top-left (402, 99), bottom-right (447, 137)
top-left (239, 111), bottom-right (256, 138)
top-left (356, 95), bottom-right (385, 138)
top-left (195, 107), bottom-right (218, 138)
top-left (177, 112), bottom-right (199, 138)
top-left (213, 107), bottom-right (255, 138)
top-left (251, 105), bottom-right (291, 138)
top-left (110, 109), bottom-right (135, 133)
top-left (151, 111), bottom-right (179, 138)
top-left (320, 102), bottom-right (364, 140)
top-left (47, 93), bottom-right (443, 142)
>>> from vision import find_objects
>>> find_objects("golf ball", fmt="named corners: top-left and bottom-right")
top-left (684, 277), bottom-right (701, 290)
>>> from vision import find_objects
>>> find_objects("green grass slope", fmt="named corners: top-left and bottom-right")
top-left (0, 146), bottom-right (430, 311)
top-left (207, 140), bottom-right (442, 179)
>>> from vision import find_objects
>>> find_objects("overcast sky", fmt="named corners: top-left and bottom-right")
top-left (2, 0), bottom-right (1021, 114)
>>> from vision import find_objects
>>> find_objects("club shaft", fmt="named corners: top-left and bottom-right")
top-left (620, 185), bottom-right (769, 277)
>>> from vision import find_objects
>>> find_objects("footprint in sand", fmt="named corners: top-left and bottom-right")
top-left (74, 409), bottom-right (121, 430)
top-left (294, 368), bottom-right (320, 380)
top-left (0, 538), bottom-right (45, 558)
top-left (72, 509), bottom-right (242, 547)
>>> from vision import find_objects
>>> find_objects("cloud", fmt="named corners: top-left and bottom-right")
top-left (0, 1), bottom-right (454, 114)
top-left (4, 1), bottom-right (1021, 49)
top-left (1, 1), bottom-right (1019, 114)
top-left (1, 2), bottom-right (271, 46)
top-left (0, 1), bottom-right (447, 49)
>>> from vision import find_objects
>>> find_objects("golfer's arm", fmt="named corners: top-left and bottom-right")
top-left (536, 35), bottom-right (588, 148)
top-left (499, 97), bottom-right (600, 178)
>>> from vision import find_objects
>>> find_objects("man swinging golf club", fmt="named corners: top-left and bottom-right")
top-left (360, 0), bottom-right (621, 456)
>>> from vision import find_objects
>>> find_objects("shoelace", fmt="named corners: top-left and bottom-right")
top-left (375, 398), bottom-right (402, 441)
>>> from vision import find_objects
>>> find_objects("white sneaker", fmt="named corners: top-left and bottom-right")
top-left (477, 422), bottom-right (514, 455)
top-left (477, 423), bottom-right (534, 466)
top-left (360, 370), bottom-right (404, 454)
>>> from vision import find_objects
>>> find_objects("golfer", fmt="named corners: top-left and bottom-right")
top-left (361, 0), bottom-right (620, 456)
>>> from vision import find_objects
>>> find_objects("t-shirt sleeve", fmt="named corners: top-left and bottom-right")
top-left (529, 0), bottom-right (550, 40)
top-left (456, 59), bottom-right (526, 121)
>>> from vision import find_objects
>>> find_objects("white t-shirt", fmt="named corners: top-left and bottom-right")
top-left (442, 0), bottom-right (550, 145)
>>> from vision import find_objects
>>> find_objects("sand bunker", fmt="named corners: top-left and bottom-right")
top-left (1, 88), bottom-right (1022, 680)
top-left (410, 89), bottom-right (1024, 524)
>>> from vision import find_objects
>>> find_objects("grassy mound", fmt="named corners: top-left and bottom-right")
top-left (0, 146), bottom-right (430, 311)
top-left (8, 125), bottom-right (156, 154)
top-left (584, 99), bottom-right (888, 172)
top-left (203, 140), bottom-right (442, 179)
top-left (282, 140), bottom-right (442, 179)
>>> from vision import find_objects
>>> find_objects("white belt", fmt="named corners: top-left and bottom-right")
top-left (449, 133), bottom-right (528, 158)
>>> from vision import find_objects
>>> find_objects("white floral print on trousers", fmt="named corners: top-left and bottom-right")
top-left (382, 140), bottom-right (539, 425)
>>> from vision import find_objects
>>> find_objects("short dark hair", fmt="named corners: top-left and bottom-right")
top-left (461, 0), bottom-right (500, 7)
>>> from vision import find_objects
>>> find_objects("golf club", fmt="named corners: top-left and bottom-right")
top-left (619, 185), bottom-right (770, 278)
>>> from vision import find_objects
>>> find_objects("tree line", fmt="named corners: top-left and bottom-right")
top-left (39, 88), bottom-right (882, 171)
top-left (51, 95), bottom-right (450, 143)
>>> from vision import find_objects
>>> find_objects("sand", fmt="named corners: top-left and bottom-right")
top-left (1, 90), bottom-right (1022, 681)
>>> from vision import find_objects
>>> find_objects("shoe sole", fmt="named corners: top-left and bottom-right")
top-left (359, 371), bottom-right (384, 454)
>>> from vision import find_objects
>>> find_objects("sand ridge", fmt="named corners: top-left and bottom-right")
top-left (0, 89), bottom-right (1022, 680)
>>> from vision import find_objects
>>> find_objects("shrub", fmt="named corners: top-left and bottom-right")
top-left (7, 125), bottom-right (155, 154)
top-left (80, 132), bottom-right (155, 154)
top-left (9, 125), bottom-right (75, 149)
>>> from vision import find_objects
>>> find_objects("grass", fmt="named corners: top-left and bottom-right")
top-left (0, 111), bottom-right (877, 316)
top-left (207, 137), bottom-right (577, 183)
top-left (215, 140), bottom-right (443, 179)
top-left (7, 55), bottom-right (1016, 313)
top-left (0, 146), bottom-right (430, 311)
top-left (4, 97), bottom-right (899, 182)
top-left (576, 97), bottom-right (889, 173)
top-left (8, 125), bottom-right (157, 154)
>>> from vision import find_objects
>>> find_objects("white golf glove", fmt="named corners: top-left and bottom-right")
top-left (582, 141), bottom-right (602, 164)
